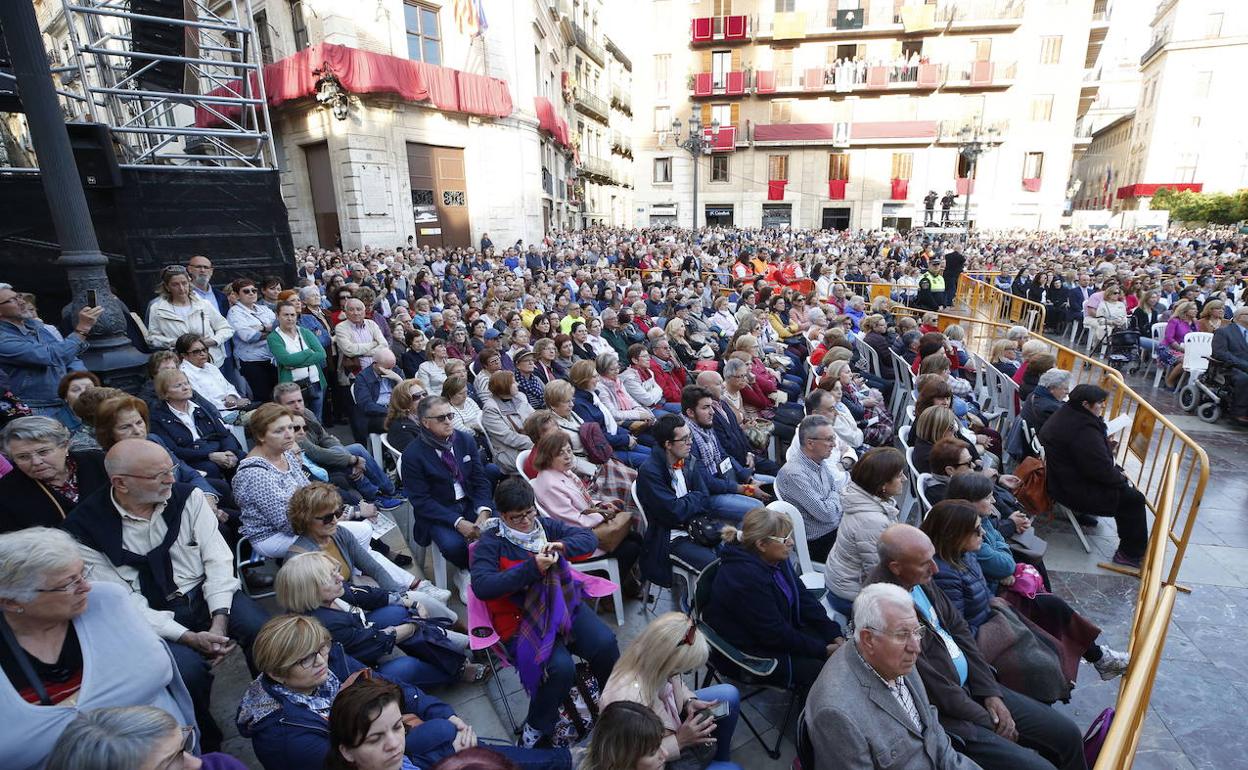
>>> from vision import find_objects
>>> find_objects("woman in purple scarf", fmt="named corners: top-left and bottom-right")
top-left (469, 478), bottom-right (620, 749)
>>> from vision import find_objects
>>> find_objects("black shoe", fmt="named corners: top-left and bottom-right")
top-left (1076, 514), bottom-right (1099, 529)
top-left (391, 554), bottom-right (413, 567)
top-left (244, 571), bottom-right (274, 592)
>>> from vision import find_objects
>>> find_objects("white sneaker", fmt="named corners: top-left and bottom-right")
top-left (414, 579), bottom-right (452, 604)
top-left (1094, 646), bottom-right (1129, 680)
top-left (454, 570), bottom-right (471, 605)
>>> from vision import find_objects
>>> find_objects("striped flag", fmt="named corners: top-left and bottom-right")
top-left (453, 0), bottom-right (488, 36)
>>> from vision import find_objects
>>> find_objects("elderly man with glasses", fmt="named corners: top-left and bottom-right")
top-left (62, 438), bottom-right (270, 753)
top-left (0, 282), bottom-right (102, 416)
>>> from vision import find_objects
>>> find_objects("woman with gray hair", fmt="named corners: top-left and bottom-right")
top-left (45, 705), bottom-right (246, 770)
top-left (0, 528), bottom-right (196, 769)
top-left (594, 351), bottom-right (655, 432)
top-left (1020, 367), bottom-right (1071, 436)
top-left (0, 416), bottom-right (108, 533)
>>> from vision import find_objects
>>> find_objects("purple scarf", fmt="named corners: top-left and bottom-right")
top-left (514, 558), bottom-right (583, 696)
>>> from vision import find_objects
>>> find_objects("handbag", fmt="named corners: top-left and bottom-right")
top-left (683, 515), bottom-right (726, 548)
top-left (1013, 456), bottom-right (1051, 516)
top-left (578, 421), bottom-right (616, 465)
top-left (1082, 708), bottom-right (1114, 766)
top-left (588, 508), bottom-right (633, 553)
top-left (551, 661), bottom-right (602, 747)
top-left (395, 617), bottom-right (468, 679)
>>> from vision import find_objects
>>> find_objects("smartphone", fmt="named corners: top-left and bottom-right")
top-left (86, 289), bottom-right (98, 308)
top-left (703, 700), bottom-right (730, 719)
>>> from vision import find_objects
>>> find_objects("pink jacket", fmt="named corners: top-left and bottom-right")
top-left (532, 469), bottom-right (604, 529)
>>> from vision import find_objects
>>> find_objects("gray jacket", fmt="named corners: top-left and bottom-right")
top-left (286, 528), bottom-right (409, 594)
top-left (804, 641), bottom-right (981, 770)
top-left (480, 394), bottom-right (534, 475)
top-left (824, 481), bottom-right (901, 601)
top-left (298, 409), bottom-right (354, 470)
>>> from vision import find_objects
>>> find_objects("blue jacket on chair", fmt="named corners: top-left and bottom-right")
top-left (148, 398), bottom-right (244, 464)
top-left (401, 429), bottom-right (493, 546)
top-left (572, 388), bottom-right (631, 450)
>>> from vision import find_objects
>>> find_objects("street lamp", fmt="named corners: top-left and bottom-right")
top-left (671, 114), bottom-right (720, 229)
top-left (956, 120), bottom-right (1002, 233)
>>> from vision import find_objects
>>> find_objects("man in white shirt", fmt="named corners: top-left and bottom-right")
top-left (62, 439), bottom-right (270, 752)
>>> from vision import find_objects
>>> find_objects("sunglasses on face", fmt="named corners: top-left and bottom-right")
top-left (317, 510), bottom-right (344, 525)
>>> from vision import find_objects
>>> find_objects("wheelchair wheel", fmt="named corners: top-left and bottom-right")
top-left (1197, 402), bottom-right (1222, 424)
top-left (1178, 385), bottom-right (1199, 412)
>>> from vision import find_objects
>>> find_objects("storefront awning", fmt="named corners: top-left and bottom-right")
top-left (193, 43), bottom-right (513, 128)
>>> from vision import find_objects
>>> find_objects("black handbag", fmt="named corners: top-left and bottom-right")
top-left (683, 515), bottom-right (726, 548)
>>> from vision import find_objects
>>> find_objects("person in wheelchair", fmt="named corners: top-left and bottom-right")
top-left (1210, 306), bottom-right (1248, 426)
top-left (702, 507), bottom-right (845, 690)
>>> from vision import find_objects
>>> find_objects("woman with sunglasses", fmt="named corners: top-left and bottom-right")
top-left (175, 333), bottom-right (248, 422)
top-left (145, 265), bottom-right (234, 369)
top-left (0, 528), bottom-right (197, 769)
top-left (45, 705), bottom-right (246, 770)
top-left (702, 507), bottom-right (844, 691)
top-left (600, 612), bottom-right (743, 770)
top-left (227, 278), bottom-right (280, 405)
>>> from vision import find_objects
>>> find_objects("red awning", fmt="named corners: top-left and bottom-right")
top-left (703, 125), bottom-right (737, 151)
top-left (767, 180), bottom-right (787, 200)
top-left (1116, 183), bottom-right (1203, 199)
top-left (804, 68), bottom-right (825, 91)
top-left (193, 42), bottom-right (512, 128)
top-left (867, 66), bottom-right (888, 88)
top-left (970, 60), bottom-right (994, 86)
top-left (828, 179), bottom-right (847, 200)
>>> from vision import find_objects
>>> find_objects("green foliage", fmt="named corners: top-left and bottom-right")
top-left (1150, 187), bottom-right (1248, 225)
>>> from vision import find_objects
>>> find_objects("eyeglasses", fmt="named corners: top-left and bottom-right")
top-left (295, 643), bottom-right (332, 669)
top-left (501, 508), bottom-right (537, 525)
top-left (152, 725), bottom-right (197, 770)
top-left (291, 424), bottom-right (307, 433)
top-left (185, 347), bottom-right (208, 356)
top-left (423, 412), bottom-right (454, 422)
top-left (670, 433), bottom-right (692, 444)
top-left (117, 466), bottom-right (177, 483)
top-left (764, 534), bottom-right (796, 547)
top-left (36, 565), bottom-right (94, 593)
top-left (868, 626), bottom-right (927, 643)
top-left (240, 288), bottom-right (258, 294)
top-left (9, 445), bottom-right (64, 465)
top-left (316, 510), bottom-right (344, 525)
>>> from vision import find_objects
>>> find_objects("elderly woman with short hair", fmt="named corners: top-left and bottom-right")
top-left (441, 374), bottom-right (483, 435)
top-left (148, 368), bottom-right (245, 479)
top-left (0, 416), bottom-right (108, 532)
top-left (176, 332), bottom-right (247, 421)
top-left (382, 378), bottom-right (427, 452)
top-left (594, 351), bottom-right (655, 433)
top-left (46, 705), bottom-right (246, 770)
top-left (0, 528), bottom-right (196, 769)
top-left (480, 370), bottom-right (535, 476)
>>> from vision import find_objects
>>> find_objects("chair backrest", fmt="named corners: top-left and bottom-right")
top-left (1019, 418), bottom-right (1042, 457)
top-left (897, 424), bottom-right (911, 447)
top-left (855, 338), bottom-right (881, 378)
top-left (767, 500), bottom-right (814, 576)
top-left (630, 480), bottom-right (648, 532)
top-left (916, 472), bottom-right (936, 515)
top-left (516, 449), bottom-right (535, 480)
top-left (1150, 322), bottom-right (1167, 344)
top-left (380, 434), bottom-right (403, 479)
top-left (691, 558), bottom-right (722, 620)
top-left (1183, 332), bottom-right (1214, 374)
top-left (905, 445), bottom-right (920, 482)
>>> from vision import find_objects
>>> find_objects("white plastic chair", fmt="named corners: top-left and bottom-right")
top-left (1180, 332), bottom-right (1214, 387)
top-left (1149, 322), bottom-right (1168, 387)
top-left (915, 472), bottom-right (937, 518)
top-left (380, 434), bottom-right (403, 479)
top-left (515, 449), bottom-right (534, 480)
top-left (767, 500), bottom-right (826, 591)
top-left (368, 433), bottom-right (385, 467)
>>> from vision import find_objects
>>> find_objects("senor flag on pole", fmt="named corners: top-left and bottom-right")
top-left (454, 0), bottom-right (489, 36)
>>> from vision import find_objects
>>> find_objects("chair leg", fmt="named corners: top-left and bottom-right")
top-left (605, 559), bottom-right (625, 627)
top-left (1062, 506), bottom-right (1094, 553)
top-left (764, 691), bottom-right (802, 760)
top-left (432, 544), bottom-right (448, 591)
top-left (485, 650), bottom-right (520, 735)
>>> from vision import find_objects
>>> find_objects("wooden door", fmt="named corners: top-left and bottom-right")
top-left (303, 142), bottom-right (340, 249)
top-left (406, 143), bottom-right (470, 248)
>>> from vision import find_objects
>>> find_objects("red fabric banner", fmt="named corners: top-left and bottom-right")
top-left (767, 180), bottom-right (787, 200)
top-left (692, 17), bottom-right (713, 41)
top-left (726, 70), bottom-right (746, 95)
top-left (1116, 182), bottom-right (1202, 199)
top-left (891, 178), bottom-right (909, 200)
top-left (693, 73), bottom-right (713, 96)
top-left (956, 177), bottom-right (974, 196)
top-left (193, 42), bottom-right (512, 128)
top-left (917, 63), bottom-right (941, 87)
top-left (724, 15), bottom-right (748, 39)
top-left (867, 66), bottom-right (888, 88)
top-left (703, 126), bottom-right (737, 151)
top-left (971, 60), bottom-right (994, 86)
top-left (755, 70), bottom-right (776, 93)
top-left (1021, 177), bottom-right (1041, 192)
top-left (804, 68), bottom-right (825, 90)
top-left (828, 179), bottom-right (846, 199)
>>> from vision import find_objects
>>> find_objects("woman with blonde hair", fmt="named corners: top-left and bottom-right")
top-left (913, 404), bottom-right (986, 473)
top-left (382, 378), bottom-right (427, 452)
top-left (990, 338), bottom-right (1020, 376)
top-left (703, 508), bottom-right (844, 690)
top-left (663, 318), bottom-right (699, 371)
top-left (145, 265), bottom-right (233, 368)
top-left (1197, 299), bottom-right (1226, 333)
top-left (440, 374), bottom-right (482, 435)
top-left (599, 612), bottom-right (743, 770)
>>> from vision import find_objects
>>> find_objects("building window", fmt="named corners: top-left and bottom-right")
top-left (891, 152), bottom-right (913, 179)
top-left (404, 2), bottom-right (442, 65)
top-left (713, 0), bottom-right (733, 16)
top-left (654, 157), bottom-right (673, 183)
top-left (290, 1), bottom-right (309, 50)
top-left (1175, 153), bottom-right (1198, 183)
top-left (711, 154), bottom-right (729, 182)
top-left (254, 11), bottom-right (273, 64)
top-left (768, 154), bottom-right (789, 181)
top-left (1030, 95), bottom-right (1053, 122)
top-left (970, 38), bottom-right (992, 61)
top-left (774, 49), bottom-right (793, 87)
top-left (775, 0), bottom-right (795, 11)
top-left (1205, 12), bottom-right (1223, 38)
top-left (1039, 36), bottom-right (1062, 64)
top-left (711, 51), bottom-right (731, 88)
top-left (1193, 71), bottom-right (1212, 98)
top-left (769, 100), bottom-right (792, 124)
top-left (654, 54), bottom-right (669, 99)
top-left (710, 103), bottom-right (732, 127)
top-left (955, 153), bottom-right (975, 178)
top-left (828, 153), bottom-right (849, 181)
top-left (654, 105), bottom-right (671, 132)
top-left (1023, 152), bottom-right (1044, 179)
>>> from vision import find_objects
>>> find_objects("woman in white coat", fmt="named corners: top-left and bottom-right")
top-left (145, 265), bottom-right (233, 368)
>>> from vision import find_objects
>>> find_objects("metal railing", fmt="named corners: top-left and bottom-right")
top-left (579, 155), bottom-right (614, 182)
top-left (959, 275), bottom-right (1047, 334)
top-left (573, 89), bottom-right (609, 123)
top-left (610, 83), bottom-right (632, 114)
top-left (933, 0), bottom-right (1026, 23)
top-left (572, 23), bottom-right (606, 66)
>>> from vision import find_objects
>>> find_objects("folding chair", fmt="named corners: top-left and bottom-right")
top-left (631, 480), bottom-right (698, 615)
top-left (235, 536), bottom-right (276, 600)
top-left (693, 559), bottom-right (802, 760)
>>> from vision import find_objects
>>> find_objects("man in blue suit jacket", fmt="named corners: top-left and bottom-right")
top-left (400, 396), bottom-right (494, 569)
top-left (635, 414), bottom-right (726, 588)
top-left (351, 348), bottom-right (404, 444)
top-left (1212, 307), bottom-right (1248, 425)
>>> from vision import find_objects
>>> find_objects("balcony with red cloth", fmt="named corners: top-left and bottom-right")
top-left (192, 42), bottom-right (513, 128)
top-left (767, 180), bottom-right (788, 200)
top-left (891, 178), bottom-right (909, 200)
top-left (535, 96), bottom-right (571, 149)
top-left (702, 125), bottom-right (737, 152)
top-left (956, 177), bottom-right (975, 196)
top-left (1021, 177), bottom-right (1041, 192)
top-left (755, 70), bottom-right (776, 94)
top-left (691, 15), bottom-right (749, 44)
top-left (691, 71), bottom-right (748, 98)
top-left (828, 179), bottom-right (847, 199)
top-left (1116, 182), bottom-right (1203, 199)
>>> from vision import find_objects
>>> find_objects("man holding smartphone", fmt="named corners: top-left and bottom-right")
top-left (0, 282), bottom-right (102, 416)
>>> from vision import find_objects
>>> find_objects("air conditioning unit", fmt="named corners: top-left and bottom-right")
top-left (832, 122), bottom-right (850, 148)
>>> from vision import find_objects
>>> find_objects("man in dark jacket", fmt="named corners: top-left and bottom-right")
top-left (350, 347), bottom-right (404, 445)
top-left (696, 370), bottom-right (781, 475)
top-left (681, 385), bottom-right (772, 521)
top-left (635, 414), bottom-right (721, 587)
top-left (942, 250), bottom-right (966, 306)
top-left (1211, 306), bottom-right (1248, 425)
top-left (1038, 384), bottom-right (1148, 567)
top-left (400, 396), bottom-right (494, 570)
top-left (866, 524), bottom-right (1086, 770)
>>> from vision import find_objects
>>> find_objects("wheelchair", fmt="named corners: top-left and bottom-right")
top-left (1179, 356), bottom-right (1236, 423)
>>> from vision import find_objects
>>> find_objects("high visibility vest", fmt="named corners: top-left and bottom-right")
top-left (924, 272), bottom-right (946, 292)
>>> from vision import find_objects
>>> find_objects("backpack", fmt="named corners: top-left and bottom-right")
top-left (1013, 456), bottom-right (1050, 516)
top-left (577, 420), bottom-right (615, 465)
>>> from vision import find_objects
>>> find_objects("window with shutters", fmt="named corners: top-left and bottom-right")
top-left (711, 103), bottom-right (732, 127)
top-left (1022, 152), bottom-right (1044, 179)
top-left (774, 49), bottom-right (794, 86)
top-left (654, 158), bottom-right (673, 183)
top-left (891, 152), bottom-right (913, 180)
top-left (769, 154), bottom-right (789, 181)
top-left (711, 51), bottom-right (731, 87)
top-left (254, 11), bottom-right (273, 64)
top-left (1030, 95), bottom-right (1053, 122)
top-left (770, 100), bottom-right (792, 124)
top-left (1039, 36), bottom-right (1062, 65)
top-left (828, 153), bottom-right (849, 181)
top-left (970, 38), bottom-right (992, 61)
top-left (775, 0), bottom-right (795, 11)
top-left (654, 54), bottom-right (669, 100)
top-left (711, 155), bottom-right (729, 182)
top-left (713, 0), bottom-right (733, 16)
top-left (654, 106), bottom-right (671, 132)
top-left (290, 1), bottom-right (310, 50)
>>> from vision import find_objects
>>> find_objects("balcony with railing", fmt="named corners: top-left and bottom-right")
top-left (573, 23), bottom-right (605, 66)
top-left (690, 15), bottom-right (750, 45)
top-left (579, 155), bottom-right (615, 184)
top-left (754, 0), bottom-right (1022, 42)
top-left (610, 130), bottom-right (633, 158)
top-left (610, 84), bottom-right (632, 115)
top-left (751, 59), bottom-right (1014, 97)
top-left (542, 167), bottom-right (553, 196)
top-left (573, 88), bottom-right (609, 124)
top-left (690, 70), bottom-right (749, 98)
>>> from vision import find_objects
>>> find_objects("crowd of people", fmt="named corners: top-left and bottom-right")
top-left (0, 223), bottom-right (1245, 770)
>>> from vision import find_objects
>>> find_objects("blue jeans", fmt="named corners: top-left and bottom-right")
top-left (695, 683), bottom-right (741, 764)
top-left (509, 603), bottom-right (620, 737)
top-left (367, 604), bottom-right (459, 690)
top-left (615, 443), bottom-right (651, 469)
top-left (709, 493), bottom-right (760, 522)
top-left (304, 382), bottom-right (325, 425)
top-left (345, 443), bottom-right (397, 499)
